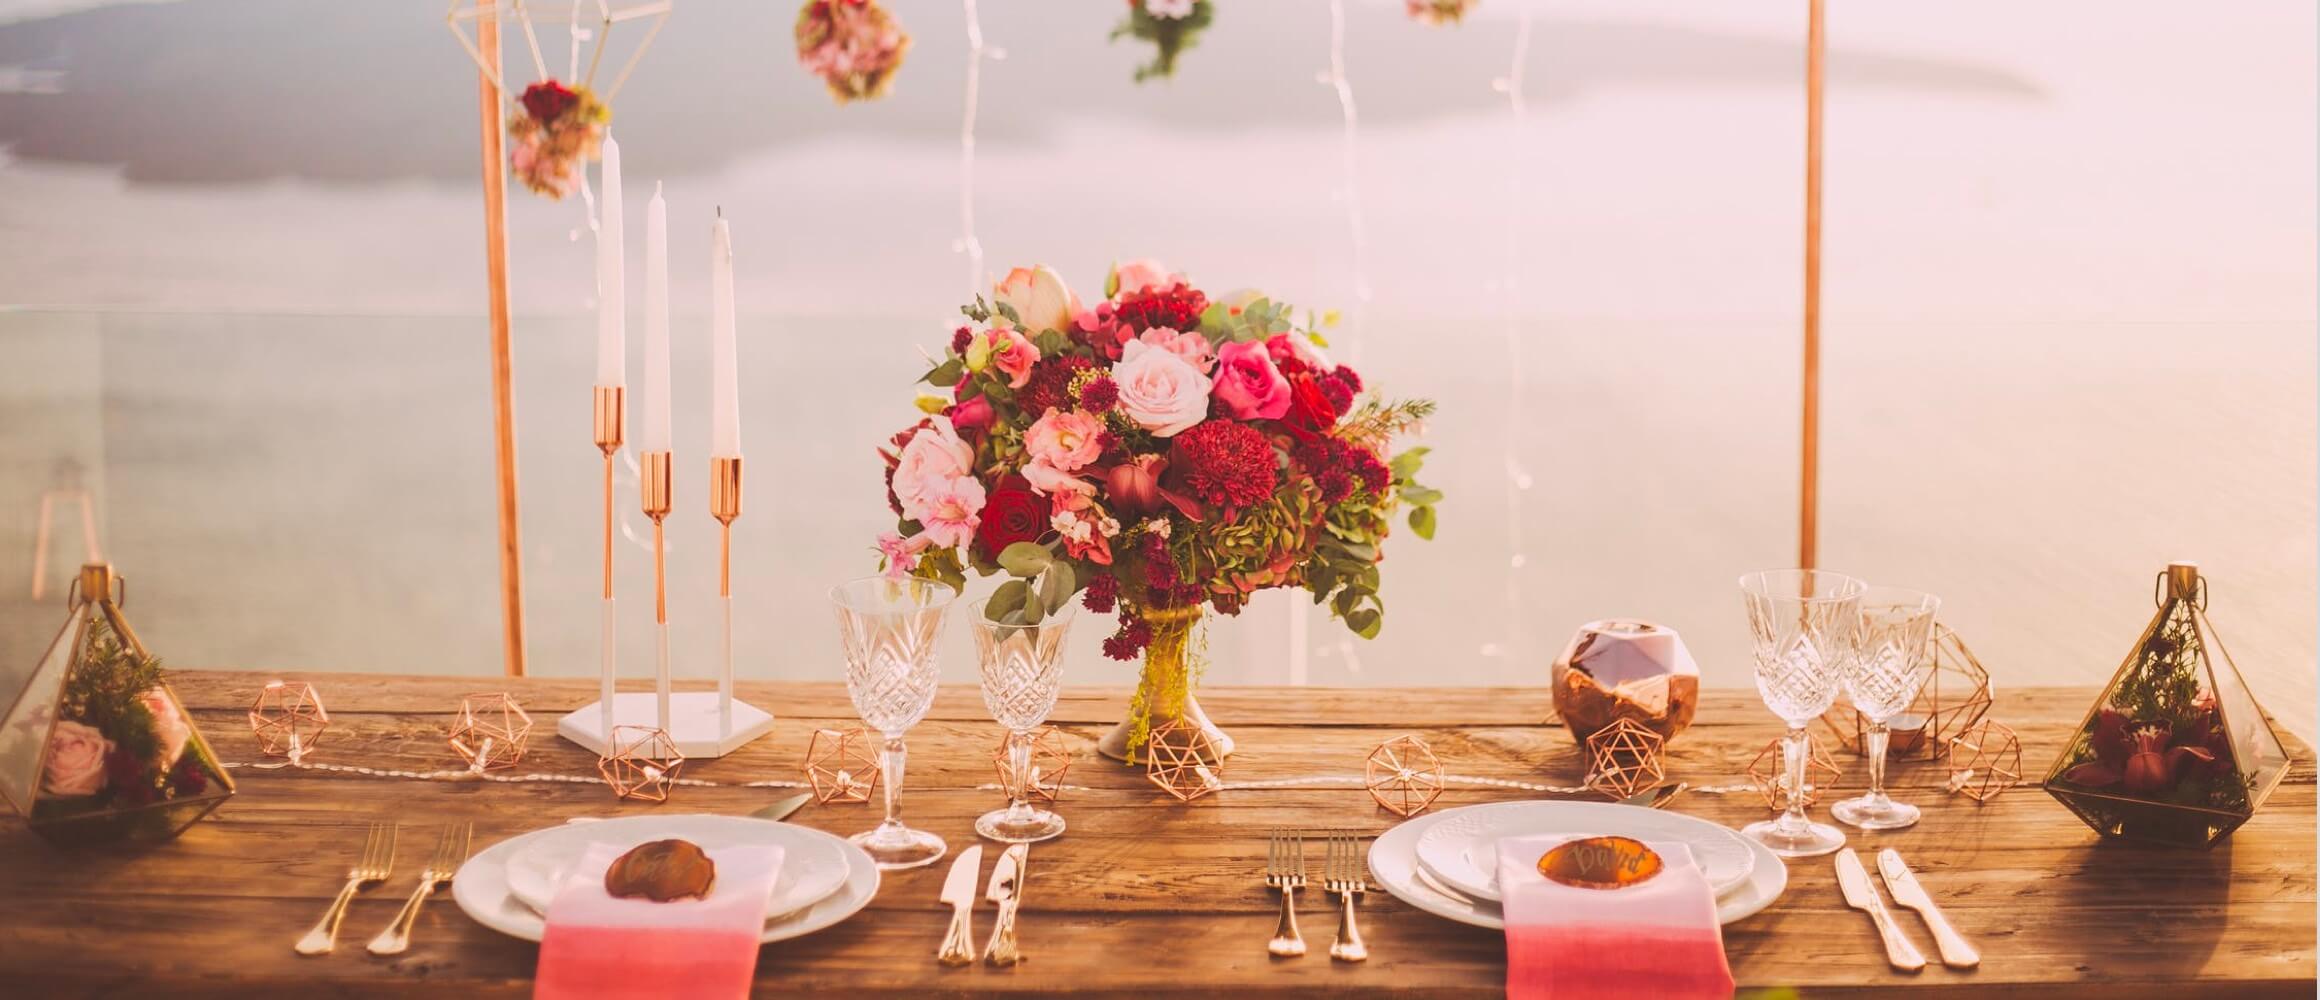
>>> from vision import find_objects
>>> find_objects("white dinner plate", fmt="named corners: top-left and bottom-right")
top-left (1414, 800), bottom-right (1756, 902)
top-left (1371, 803), bottom-right (1787, 928)
top-left (503, 815), bottom-right (852, 920)
top-left (451, 816), bottom-right (880, 945)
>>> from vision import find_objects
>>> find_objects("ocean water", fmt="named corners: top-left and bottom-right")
top-left (0, 1), bottom-right (2311, 741)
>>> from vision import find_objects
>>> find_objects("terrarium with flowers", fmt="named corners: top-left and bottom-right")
top-left (2043, 563), bottom-right (2289, 848)
top-left (0, 564), bottom-right (233, 847)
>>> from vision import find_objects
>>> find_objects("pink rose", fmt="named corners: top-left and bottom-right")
top-left (994, 265), bottom-right (1081, 335)
top-left (1138, 327), bottom-right (1216, 374)
top-left (1111, 340), bottom-right (1213, 438)
top-left (1212, 339), bottom-right (1292, 421)
top-left (990, 328), bottom-right (1040, 389)
top-left (949, 394), bottom-right (995, 434)
top-left (1110, 258), bottom-right (1181, 298)
top-left (1024, 408), bottom-right (1106, 473)
top-left (41, 719), bottom-right (111, 798)
top-left (1022, 460), bottom-right (1095, 498)
top-left (889, 420), bottom-right (975, 523)
top-left (141, 688), bottom-right (190, 770)
top-left (917, 477), bottom-right (987, 549)
top-left (1266, 331), bottom-right (1334, 373)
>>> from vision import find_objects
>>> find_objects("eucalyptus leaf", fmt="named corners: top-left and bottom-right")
top-left (1347, 608), bottom-right (1382, 639)
top-left (1409, 505), bottom-right (1438, 540)
top-left (1039, 561), bottom-right (1076, 612)
top-left (998, 542), bottom-right (1054, 577)
top-left (988, 579), bottom-right (1030, 622)
top-left (924, 357), bottom-right (965, 387)
top-left (1399, 485), bottom-right (1445, 507)
top-left (993, 300), bottom-right (1022, 325)
top-left (1389, 446), bottom-right (1431, 479)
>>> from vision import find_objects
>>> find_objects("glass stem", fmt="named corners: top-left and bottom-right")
top-left (879, 736), bottom-right (906, 833)
top-left (1005, 730), bottom-right (1035, 821)
top-left (1864, 723), bottom-right (1891, 806)
top-left (1780, 725), bottom-right (1812, 833)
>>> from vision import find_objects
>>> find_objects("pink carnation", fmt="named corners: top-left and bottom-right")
top-left (917, 477), bottom-right (987, 549)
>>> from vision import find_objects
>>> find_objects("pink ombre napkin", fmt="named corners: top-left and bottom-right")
top-left (533, 842), bottom-right (784, 1000)
top-left (1496, 835), bottom-right (1735, 1000)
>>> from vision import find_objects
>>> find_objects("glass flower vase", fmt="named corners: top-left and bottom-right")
top-left (2043, 562), bottom-right (2291, 848)
top-left (1096, 605), bottom-right (1235, 764)
top-left (2, 563), bottom-right (235, 848)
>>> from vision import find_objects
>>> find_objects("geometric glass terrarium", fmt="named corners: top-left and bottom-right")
top-left (2044, 562), bottom-right (2290, 848)
top-left (0, 563), bottom-right (235, 847)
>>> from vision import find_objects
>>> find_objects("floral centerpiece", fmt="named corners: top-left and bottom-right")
top-left (1112, 0), bottom-right (1214, 83)
top-left (796, 0), bottom-right (911, 104)
top-left (1406, 0), bottom-right (1480, 26)
top-left (11, 592), bottom-right (233, 847)
top-left (875, 261), bottom-right (1441, 760)
top-left (506, 79), bottom-right (608, 200)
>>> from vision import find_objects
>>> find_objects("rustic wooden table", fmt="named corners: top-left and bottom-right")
top-left (1, 670), bottom-right (2310, 997)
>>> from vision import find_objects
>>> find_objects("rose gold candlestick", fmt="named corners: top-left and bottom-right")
top-left (710, 455), bottom-right (741, 737)
top-left (593, 386), bottom-right (623, 740)
top-left (641, 449), bottom-right (672, 734)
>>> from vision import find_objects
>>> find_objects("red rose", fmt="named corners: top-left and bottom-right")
top-left (1283, 375), bottom-right (1340, 431)
top-left (520, 80), bottom-right (580, 125)
top-left (974, 478), bottom-right (1046, 562)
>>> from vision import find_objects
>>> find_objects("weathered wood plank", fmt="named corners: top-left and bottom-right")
top-left (0, 670), bottom-right (2309, 997)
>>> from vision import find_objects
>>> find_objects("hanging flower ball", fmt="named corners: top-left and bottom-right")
top-left (796, 0), bottom-right (912, 104)
top-left (507, 79), bottom-right (608, 200)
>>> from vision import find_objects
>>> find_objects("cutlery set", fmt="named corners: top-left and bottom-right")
top-left (937, 843), bottom-right (1032, 968)
top-left (1836, 847), bottom-right (1979, 972)
top-left (1265, 830), bottom-right (1369, 963)
top-left (297, 823), bottom-right (475, 956)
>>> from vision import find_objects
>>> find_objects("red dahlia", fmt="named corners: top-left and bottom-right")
top-left (1171, 420), bottom-right (1277, 512)
top-left (1017, 355), bottom-right (1098, 417)
top-left (1113, 281), bottom-right (1208, 334)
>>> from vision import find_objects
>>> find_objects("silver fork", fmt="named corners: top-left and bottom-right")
top-left (367, 823), bottom-right (472, 956)
top-left (295, 823), bottom-right (396, 955)
top-left (1326, 833), bottom-right (1369, 963)
top-left (1264, 829), bottom-right (1307, 957)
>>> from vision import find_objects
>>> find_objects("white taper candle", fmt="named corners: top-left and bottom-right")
top-left (643, 181), bottom-right (671, 453)
top-left (710, 212), bottom-right (741, 457)
top-left (594, 134), bottom-right (625, 387)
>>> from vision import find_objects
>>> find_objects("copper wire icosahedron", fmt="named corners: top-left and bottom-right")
top-left (991, 727), bottom-right (1074, 803)
top-left (1144, 717), bottom-right (1224, 802)
top-left (449, 692), bottom-right (533, 772)
top-left (1364, 734), bottom-right (1445, 817)
top-left (249, 680), bottom-right (330, 760)
top-left (1946, 720), bottom-right (2023, 803)
top-left (597, 725), bottom-right (684, 802)
top-left (1746, 733), bottom-right (1843, 811)
top-left (805, 727), bottom-right (881, 805)
top-left (1582, 717), bottom-right (1668, 801)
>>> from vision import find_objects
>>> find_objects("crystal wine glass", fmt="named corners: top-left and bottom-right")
top-left (971, 597), bottom-right (1076, 844)
top-left (832, 575), bottom-right (958, 870)
top-left (1738, 568), bottom-right (1865, 858)
top-left (1832, 586), bottom-right (1942, 830)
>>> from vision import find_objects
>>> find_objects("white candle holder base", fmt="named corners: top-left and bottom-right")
top-left (557, 691), bottom-right (775, 759)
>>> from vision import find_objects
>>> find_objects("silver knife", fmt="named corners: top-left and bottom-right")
top-left (983, 844), bottom-right (1029, 967)
top-left (1877, 849), bottom-right (1979, 969)
top-left (750, 792), bottom-right (814, 823)
top-left (1835, 849), bottom-right (1926, 973)
top-left (936, 845), bottom-right (983, 967)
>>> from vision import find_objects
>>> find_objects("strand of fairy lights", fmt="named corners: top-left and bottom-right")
top-left (1300, 0), bottom-right (1372, 687)
top-left (1488, 5), bottom-right (1537, 661)
top-left (953, 0), bottom-right (1003, 297)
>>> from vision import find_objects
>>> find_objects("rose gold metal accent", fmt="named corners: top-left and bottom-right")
top-left (598, 725), bottom-right (684, 802)
top-left (1582, 718), bottom-right (1667, 801)
top-left (641, 450), bottom-right (671, 623)
top-left (1945, 720), bottom-right (2023, 803)
top-left (989, 726), bottom-right (1074, 803)
top-left (476, 0), bottom-right (527, 677)
top-left (804, 727), bottom-right (880, 804)
top-left (449, 693), bottom-right (534, 771)
top-left (710, 456), bottom-right (741, 597)
top-left (250, 680), bottom-right (331, 759)
top-left (594, 387), bottom-right (623, 599)
top-left (1799, 0), bottom-right (1825, 570)
top-left (1364, 734), bottom-right (1444, 817)
top-left (1816, 622), bottom-right (1993, 760)
top-left (1747, 732), bottom-right (1843, 811)
top-left (1145, 717), bottom-right (1224, 802)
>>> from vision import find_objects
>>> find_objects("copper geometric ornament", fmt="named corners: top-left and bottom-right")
top-left (249, 680), bottom-right (330, 761)
top-left (1816, 622), bottom-right (1993, 760)
top-left (991, 727), bottom-right (1074, 804)
top-left (805, 727), bottom-right (880, 805)
top-left (1144, 717), bottom-right (1223, 802)
top-left (1365, 734), bottom-right (1445, 817)
top-left (1945, 720), bottom-right (2023, 803)
top-left (449, 692), bottom-right (533, 772)
top-left (1582, 718), bottom-right (1668, 801)
top-left (597, 725), bottom-right (683, 802)
top-left (1745, 733), bottom-right (1843, 811)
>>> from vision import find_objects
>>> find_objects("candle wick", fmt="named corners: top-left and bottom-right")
top-left (653, 179), bottom-right (663, 199)
top-left (716, 205), bottom-right (723, 218)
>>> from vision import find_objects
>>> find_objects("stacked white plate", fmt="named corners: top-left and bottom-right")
top-left (451, 814), bottom-right (881, 944)
top-left (1367, 800), bottom-right (1787, 929)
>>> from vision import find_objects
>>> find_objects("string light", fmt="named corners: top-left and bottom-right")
top-left (1487, 4), bottom-right (1537, 660)
top-left (954, 0), bottom-right (1005, 297)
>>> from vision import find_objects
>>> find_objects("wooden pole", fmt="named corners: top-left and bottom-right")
top-left (477, 2), bottom-right (528, 676)
top-left (1800, 0), bottom-right (1825, 570)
